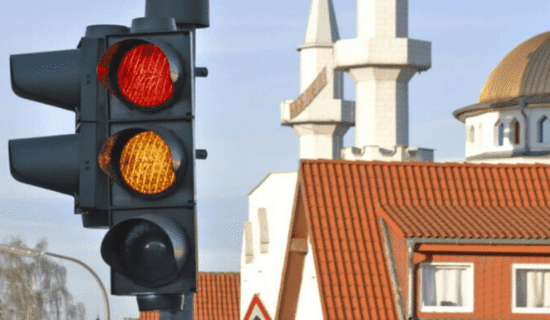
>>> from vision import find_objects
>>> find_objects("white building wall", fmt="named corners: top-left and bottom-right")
top-left (240, 172), bottom-right (298, 319)
top-left (469, 156), bottom-right (550, 164)
top-left (295, 239), bottom-right (324, 320)
top-left (527, 105), bottom-right (550, 153)
top-left (464, 105), bottom-right (550, 164)
top-left (465, 111), bottom-right (508, 158)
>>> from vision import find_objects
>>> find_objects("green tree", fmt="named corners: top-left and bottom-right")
top-left (0, 236), bottom-right (86, 320)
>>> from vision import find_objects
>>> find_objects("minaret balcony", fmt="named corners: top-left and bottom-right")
top-left (333, 38), bottom-right (431, 72)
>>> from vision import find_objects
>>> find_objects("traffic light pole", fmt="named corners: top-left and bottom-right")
top-left (156, 294), bottom-right (193, 320)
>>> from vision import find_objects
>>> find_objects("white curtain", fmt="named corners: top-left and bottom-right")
top-left (423, 267), bottom-right (467, 307)
top-left (517, 270), bottom-right (550, 308)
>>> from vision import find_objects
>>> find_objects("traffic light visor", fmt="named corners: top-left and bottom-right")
top-left (99, 129), bottom-right (185, 196)
top-left (97, 40), bottom-right (183, 109)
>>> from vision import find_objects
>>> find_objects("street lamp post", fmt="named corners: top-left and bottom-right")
top-left (0, 245), bottom-right (110, 320)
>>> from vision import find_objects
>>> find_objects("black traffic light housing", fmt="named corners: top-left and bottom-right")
top-left (96, 18), bottom-right (201, 310)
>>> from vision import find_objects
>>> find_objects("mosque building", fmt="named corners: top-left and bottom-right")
top-left (235, 0), bottom-right (550, 319)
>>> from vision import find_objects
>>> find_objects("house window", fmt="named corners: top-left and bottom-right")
top-left (512, 264), bottom-right (550, 313)
top-left (469, 125), bottom-right (475, 144)
top-left (539, 116), bottom-right (550, 143)
top-left (420, 263), bottom-right (474, 313)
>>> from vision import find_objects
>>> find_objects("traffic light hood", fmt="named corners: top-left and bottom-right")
top-left (10, 49), bottom-right (81, 112)
top-left (9, 134), bottom-right (79, 196)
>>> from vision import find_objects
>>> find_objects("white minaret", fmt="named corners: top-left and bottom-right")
top-left (280, 0), bottom-right (354, 160)
top-left (336, 0), bottom-right (434, 161)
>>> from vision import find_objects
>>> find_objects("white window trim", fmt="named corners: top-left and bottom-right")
top-left (511, 263), bottom-right (550, 314)
top-left (419, 262), bottom-right (474, 313)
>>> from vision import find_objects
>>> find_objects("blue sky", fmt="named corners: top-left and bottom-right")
top-left (1, 0), bottom-right (549, 319)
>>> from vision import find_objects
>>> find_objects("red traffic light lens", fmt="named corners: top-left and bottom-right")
top-left (97, 40), bottom-right (185, 110)
top-left (117, 44), bottom-right (175, 108)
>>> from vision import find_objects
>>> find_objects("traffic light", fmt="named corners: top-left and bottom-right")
top-left (8, 18), bottom-right (202, 310)
top-left (8, 0), bottom-right (209, 314)
top-left (8, 24), bottom-right (131, 228)
top-left (97, 18), bottom-right (202, 310)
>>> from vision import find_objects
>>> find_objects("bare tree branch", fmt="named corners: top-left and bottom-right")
top-left (0, 236), bottom-right (87, 320)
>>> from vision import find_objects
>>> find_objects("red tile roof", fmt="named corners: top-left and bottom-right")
top-left (297, 159), bottom-right (550, 319)
top-left (195, 272), bottom-right (240, 320)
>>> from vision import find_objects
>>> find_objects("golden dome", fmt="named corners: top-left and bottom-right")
top-left (479, 31), bottom-right (550, 104)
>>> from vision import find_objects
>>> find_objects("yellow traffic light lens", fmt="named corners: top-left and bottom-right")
top-left (120, 131), bottom-right (176, 195)
top-left (117, 44), bottom-right (175, 108)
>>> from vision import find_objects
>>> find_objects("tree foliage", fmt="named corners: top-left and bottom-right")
top-left (0, 236), bottom-right (86, 320)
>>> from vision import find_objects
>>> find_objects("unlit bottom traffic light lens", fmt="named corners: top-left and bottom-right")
top-left (122, 220), bottom-right (178, 283)
top-left (120, 131), bottom-right (176, 195)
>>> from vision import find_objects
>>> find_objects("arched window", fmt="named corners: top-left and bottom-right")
top-left (468, 125), bottom-right (475, 144)
top-left (511, 119), bottom-right (520, 145)
top-left (539, 116), bottom-right (550, 143)
top-left (495, 121), bottom-right (504, 146)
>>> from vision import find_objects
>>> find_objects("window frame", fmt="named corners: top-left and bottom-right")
top-left (511, 263), bottom-right (550, 314)
top-left (419, 262), bottom-right (475, 313)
